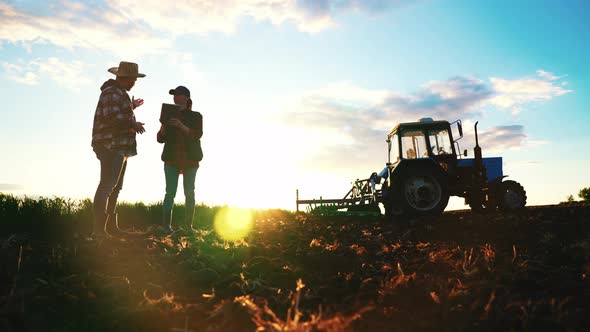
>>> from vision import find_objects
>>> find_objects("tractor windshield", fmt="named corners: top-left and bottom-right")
top-left (401, 130), bottom-right (428, 159)
top-left (428, 129), bottom-right (453, 156)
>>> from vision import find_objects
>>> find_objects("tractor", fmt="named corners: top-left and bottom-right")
top-left (296, 118), bottom-right (527, 217)
top-left (380, 118), bottom-right (527, 217)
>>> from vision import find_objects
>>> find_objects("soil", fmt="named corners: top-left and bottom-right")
top-left (1, 203), bottom-right (589, 331)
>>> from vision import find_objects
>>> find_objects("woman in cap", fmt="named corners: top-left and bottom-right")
top-left (157, 86), bottom-right (203, 233)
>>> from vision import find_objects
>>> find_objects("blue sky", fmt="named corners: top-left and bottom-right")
top-left (0, 0), bottom-right (588, 210)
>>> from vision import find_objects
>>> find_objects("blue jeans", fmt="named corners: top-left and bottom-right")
top-left (163, 165), bottom-right (198, 228)
top-left (93, 146), bottom-right (127, 229)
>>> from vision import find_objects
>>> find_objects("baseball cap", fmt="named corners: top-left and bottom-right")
top-left (169, 86), bottom-right (190, 97)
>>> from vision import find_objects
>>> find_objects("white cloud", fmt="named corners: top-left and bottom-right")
top-left (2, 62), bottom-right (39, 85)
top-left (378, 76), bottom-right (492, 122)
top-left (536, 69), bottom-right (561, 81)
top-left (474, 125), bottom-right (549, 154)
top-left (284, 76), bottom-right (494, 134)
top-left (114, 0), bottom-right (408, 35)
top-left (487, 70), bottom-right (572, 114)
top-left (277, 70), bottom-right (570, 170)
top-left (0, 0), bottom-right (408, 54)
top-left (113, 0), bottom-right (333, 35)
top-left (0, 1), bottom-right (170, 56)
top-left (2, 57), bottom-right (91, 91)
top-left (477, 125), bottom-right (527, 152)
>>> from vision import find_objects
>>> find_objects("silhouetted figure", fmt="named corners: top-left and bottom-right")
top-left (90, 61), bottom-right (146, 239)
top-left (157, 86), bottom-right (203, 233)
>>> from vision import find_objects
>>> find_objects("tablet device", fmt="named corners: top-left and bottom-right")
top-left (159, 103), bottom-right (181, 124)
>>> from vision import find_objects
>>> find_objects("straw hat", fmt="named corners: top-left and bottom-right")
top-left (107, 61), bottom-right (146, 78)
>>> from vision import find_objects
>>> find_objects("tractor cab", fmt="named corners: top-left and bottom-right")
top-left (387, 118), bottom-right (463, 173)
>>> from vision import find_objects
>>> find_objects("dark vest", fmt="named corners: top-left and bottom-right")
top-left (161, 111), bottom-right (203, 162)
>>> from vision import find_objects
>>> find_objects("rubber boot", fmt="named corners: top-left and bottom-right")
top-left (89, 213), bottom-right (111, 240)
top-left (162, 209), bottom-right (174, 235)
top-left (105, 213), bottom-right (122, 236)
top-left (184, 212), bottom-right (194, 231)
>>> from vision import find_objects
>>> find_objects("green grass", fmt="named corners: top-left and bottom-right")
top-left (0, 192), bottom-right (292, 239)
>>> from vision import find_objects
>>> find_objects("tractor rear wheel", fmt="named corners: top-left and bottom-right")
top-left (497, 180), bottom-right (527, 211)
top-left (398, 169), bottom-right (449, 216)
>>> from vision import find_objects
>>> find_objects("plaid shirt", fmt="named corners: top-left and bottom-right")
top-left (157, 110), bottom-right (202, 171)
top-left (91, 79), bottom-right (138, 157)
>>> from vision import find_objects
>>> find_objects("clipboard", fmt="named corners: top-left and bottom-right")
top-left (159, 103), bottom-right (181, 124)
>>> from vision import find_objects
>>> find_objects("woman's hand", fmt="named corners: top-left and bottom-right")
top-left (169, 118), bottom-right (189, 135)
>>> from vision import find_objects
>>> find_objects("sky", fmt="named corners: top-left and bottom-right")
top-left (0, 0), bottom-right (589, 211)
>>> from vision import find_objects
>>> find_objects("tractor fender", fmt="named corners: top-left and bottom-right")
top-left (487, 175), bottom-right (508, 202)
top-left (489, 175), bottom-right (507, 189)
top-left (391, 158), bottom-right (448, 178)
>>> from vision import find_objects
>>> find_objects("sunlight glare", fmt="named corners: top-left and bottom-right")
top-left (213, 207), bottom-right (253, 241)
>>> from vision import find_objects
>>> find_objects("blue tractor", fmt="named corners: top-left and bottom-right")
top-left (380, 118), bottom-right (527, 217)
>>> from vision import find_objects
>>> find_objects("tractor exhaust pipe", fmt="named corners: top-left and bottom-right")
top-left (473, 121), bottom-right (486, 186)
top-left (474, 121), bottom-right (482, 162)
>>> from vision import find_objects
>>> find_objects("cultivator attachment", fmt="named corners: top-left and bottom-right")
top-left (296, 174), bottom-right (383, 216)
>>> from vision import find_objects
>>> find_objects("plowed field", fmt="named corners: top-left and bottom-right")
top-left (2, 204), bottom-right (589, 331)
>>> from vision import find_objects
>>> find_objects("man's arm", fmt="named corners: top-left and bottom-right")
top-left (132, 96), bottom-right (144, 110)
top-left (101, 91), bottom-right (145, 134)
top-left (99, 91), bottom-right (135, 129)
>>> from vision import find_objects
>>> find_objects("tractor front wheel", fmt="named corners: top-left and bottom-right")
top-left (399, 170), bottom-right (449, 216)
top-left (497, 180), bottom-right (527, 211)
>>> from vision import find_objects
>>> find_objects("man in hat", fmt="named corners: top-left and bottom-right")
top-left (90, 61), bottom-right (146, 239)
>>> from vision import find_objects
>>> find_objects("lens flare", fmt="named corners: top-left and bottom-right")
top-left (213, 207), bottom-right (253, 241)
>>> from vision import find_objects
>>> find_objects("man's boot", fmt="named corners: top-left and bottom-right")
top-left (105, 213), bottom-right (123, 236)
top-left (88, 214), bottom-right (111, 240)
